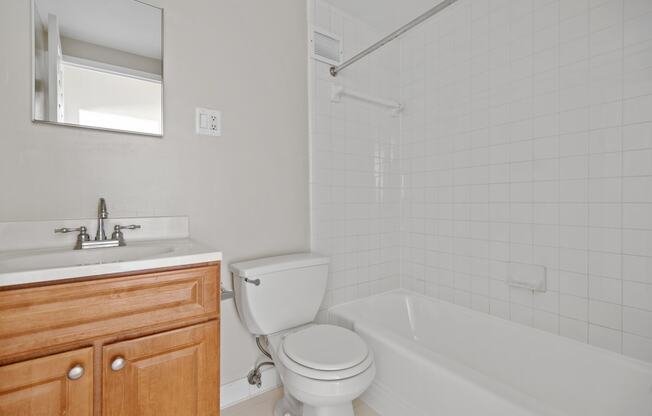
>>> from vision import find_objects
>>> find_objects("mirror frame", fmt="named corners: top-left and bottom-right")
top-left (30, 0), bottom-right (164, 137)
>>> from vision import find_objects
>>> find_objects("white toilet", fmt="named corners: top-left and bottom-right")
top-left (230, 253), bottom-right (375, 416)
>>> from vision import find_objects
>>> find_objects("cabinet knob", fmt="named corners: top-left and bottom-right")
top-left (111, 356), bottom-right (126, 371)
top-left (67, 364), bottom-right (85, 380)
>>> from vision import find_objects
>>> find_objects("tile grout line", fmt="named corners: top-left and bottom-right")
top-left (620, 0), bottom-right (626, 354)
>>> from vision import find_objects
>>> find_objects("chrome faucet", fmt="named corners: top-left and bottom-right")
top-left (55, 198), bottom-right (141, 250)
top-left (95, 198), bottom-right (109, 241)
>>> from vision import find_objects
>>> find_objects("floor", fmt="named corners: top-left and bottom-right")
top-left (222, 388), bottom-right (379, 416)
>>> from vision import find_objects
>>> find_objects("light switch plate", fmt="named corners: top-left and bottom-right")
top-left (196, 108), bottom-right (221, 136)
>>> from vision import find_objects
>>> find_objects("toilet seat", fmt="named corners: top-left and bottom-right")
top-left (278, 325), bottom-right (373, 381)
top-left (284, 325), bottom-right (368, 370)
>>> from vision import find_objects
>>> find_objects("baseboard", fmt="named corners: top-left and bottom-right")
top-left (220, 367), bottom-right (281, 409)
top-left (361, 380), bottom-right (424, 416)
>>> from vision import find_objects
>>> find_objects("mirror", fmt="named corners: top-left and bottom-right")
top-left (32, 0), bottom-right (163, 136)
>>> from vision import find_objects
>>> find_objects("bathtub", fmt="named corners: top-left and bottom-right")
top-left (329, 290), bottom-right (652, 416)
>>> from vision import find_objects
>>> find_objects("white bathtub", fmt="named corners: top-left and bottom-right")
top-left (329, 290), bottom-right (652, 416)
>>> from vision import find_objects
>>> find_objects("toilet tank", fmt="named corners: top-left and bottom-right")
top-left (230, 253), bottom-right (330, 335)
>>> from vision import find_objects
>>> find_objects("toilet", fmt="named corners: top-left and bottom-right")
top-left (230, 253), bottom-right (375, 416)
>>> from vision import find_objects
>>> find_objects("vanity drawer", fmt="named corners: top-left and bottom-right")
top-left (0, 264), bottom-right (219, 362)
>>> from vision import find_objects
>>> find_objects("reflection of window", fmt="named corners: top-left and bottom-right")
top-left (61, 61), bottom-right (162, 135)
top-left (78, 110), bottom-right (160, 134)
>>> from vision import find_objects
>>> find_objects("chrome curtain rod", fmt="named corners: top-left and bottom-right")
top-left (329, 0), bottom-right (459, 77)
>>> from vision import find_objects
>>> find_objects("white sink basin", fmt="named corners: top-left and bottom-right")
top-left (1, 245), bottom-right (175, 271)
top-left (0, 239), bottom-right (222, 287)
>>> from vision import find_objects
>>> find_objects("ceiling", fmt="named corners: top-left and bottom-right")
top-left (323, 0), bottom-right (439, 32)
top-left (34, 0), bottom-right (162, 59)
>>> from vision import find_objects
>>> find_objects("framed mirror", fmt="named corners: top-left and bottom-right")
top-left (32, 0), bottom-right (163, 136)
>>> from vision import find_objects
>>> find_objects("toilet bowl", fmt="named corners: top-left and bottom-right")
top-left (268, 324), bottom-right (376, 416)
top-left (230, 254), bottom-right (376, 416)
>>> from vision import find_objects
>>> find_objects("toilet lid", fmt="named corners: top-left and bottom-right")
top-left (282, 325), bottom-right (368, 371)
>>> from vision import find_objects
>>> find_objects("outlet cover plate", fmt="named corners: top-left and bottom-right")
top-left (196, 108), bottom-right (221, 136)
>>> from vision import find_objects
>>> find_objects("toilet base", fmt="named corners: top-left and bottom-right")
top-left (274, 388), bottom-right (302, 416)
top-left (302, 402), bottom-right (354, 416)
top-left (274, 389), bottom-right (354, 416)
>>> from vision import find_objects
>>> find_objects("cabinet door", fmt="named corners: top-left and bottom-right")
top-left (103, 321), bottom-right (219, 416)
top-left (0, 347), bottom-right (93, 416)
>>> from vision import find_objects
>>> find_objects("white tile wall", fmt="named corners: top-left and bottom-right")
top-left (310, 1), bottom-right (402, 311)
top-left (399, 0), bottom-right (652, 363)
top-left (313, 0), bottom-right (652, 364)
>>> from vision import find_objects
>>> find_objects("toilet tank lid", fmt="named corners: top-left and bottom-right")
top-left (230, 253), bottom-right (330, 278)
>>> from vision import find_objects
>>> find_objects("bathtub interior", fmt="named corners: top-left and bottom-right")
top-left (329, 289), bottom-right (652, 416)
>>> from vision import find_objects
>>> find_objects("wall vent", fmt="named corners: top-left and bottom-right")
top-left (311, 28), bottom-right (342, 66)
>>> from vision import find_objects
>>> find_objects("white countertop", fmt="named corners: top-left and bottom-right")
top-left (0, 238), bottom-right (222, 287)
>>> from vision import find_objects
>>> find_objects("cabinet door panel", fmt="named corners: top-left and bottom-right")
top-left (103, 321), bottom-right (219, 416)
top-left (0, 347), bottom-right (93, 416)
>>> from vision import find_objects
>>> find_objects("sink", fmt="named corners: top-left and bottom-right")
top-left (1, 245), bottom-right (175, 272)
top-left (0, 239), bottom-right (222, 287)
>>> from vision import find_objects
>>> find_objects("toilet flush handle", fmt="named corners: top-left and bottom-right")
top-left (244, 277), bottom-right (260, 286)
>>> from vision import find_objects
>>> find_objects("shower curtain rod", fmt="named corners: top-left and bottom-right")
top-left (329, 0), bottom-right (459, 77)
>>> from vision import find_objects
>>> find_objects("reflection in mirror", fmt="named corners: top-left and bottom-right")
top-left (32, 0), bottom-right (163, 136)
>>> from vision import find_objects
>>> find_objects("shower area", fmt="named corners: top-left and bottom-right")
top-left (309, 0), bottom-right (652, 367)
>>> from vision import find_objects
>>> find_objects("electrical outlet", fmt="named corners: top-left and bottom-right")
top-left (196, 108), bottom-right (221, 136)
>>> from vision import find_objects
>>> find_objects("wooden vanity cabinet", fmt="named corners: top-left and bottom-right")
top-left (0, 263), bottom-right (221, 416)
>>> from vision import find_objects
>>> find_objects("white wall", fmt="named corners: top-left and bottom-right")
top-left (309, 0), bottom-right (402, 313)
top-left (400, 0), bottom-right (652, 363)
top-left (0, 0), bottom-right (309, 385)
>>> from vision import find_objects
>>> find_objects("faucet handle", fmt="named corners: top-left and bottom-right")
top-left (111, 224), bottom-right (141, 246)
top-left (55, 226), bottom-right (91, 250)
top-left (55, 226), bottom-right (88, 236)
top-left (114, 224), bottom-right (141, 231)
